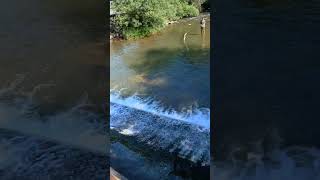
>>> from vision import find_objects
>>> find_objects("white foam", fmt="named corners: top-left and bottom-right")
top-left (119, 128), bottom-right (136, 136)
top-left (110, 89), bottom-right (210, 164)
top-left (110, 89), bottom-right (210, 129)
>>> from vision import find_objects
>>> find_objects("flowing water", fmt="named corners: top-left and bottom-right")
top-left (110, 14), bottom-right (211, 179)
top-left (213, 0), bottom-right (320, 179)
top-left (0, 0), bottom-right (107, 179)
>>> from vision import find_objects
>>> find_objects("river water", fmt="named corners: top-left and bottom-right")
top-left (0, 0), bottom-right (107, 179)
top-left (213, 0), bottom-right (320, 179)
top-left (110, 15), bottom-right (211, 179)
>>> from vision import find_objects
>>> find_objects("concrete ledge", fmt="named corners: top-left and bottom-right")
top-left (110, 167), bottom-right (127, 180)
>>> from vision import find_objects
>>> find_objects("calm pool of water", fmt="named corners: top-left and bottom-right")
top-left (110, 15), bottom-right (210, 113)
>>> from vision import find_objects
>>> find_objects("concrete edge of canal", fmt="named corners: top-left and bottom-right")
top-left (110, 167), bottom-right (127, 180)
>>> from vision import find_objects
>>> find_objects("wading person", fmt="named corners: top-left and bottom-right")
top-left (200, 17), bottom-right (206, 36)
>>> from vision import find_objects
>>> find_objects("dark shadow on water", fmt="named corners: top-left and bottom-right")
top-left (213, 0), bottom-right (320, 163)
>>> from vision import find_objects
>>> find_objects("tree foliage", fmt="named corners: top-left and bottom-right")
top-left (112, 0), bottom-right (199, 39)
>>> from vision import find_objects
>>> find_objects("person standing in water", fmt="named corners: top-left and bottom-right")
top-left (200, 17), bottom-right (206, 48)
top-left (200, 17), bottom-right (206, 36)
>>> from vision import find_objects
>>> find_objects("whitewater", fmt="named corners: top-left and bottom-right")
top-left (110, 89), bottom-right (210, 165)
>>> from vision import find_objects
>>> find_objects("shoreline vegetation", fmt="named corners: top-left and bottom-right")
top-left (110, 0), bottom-right (210, 40)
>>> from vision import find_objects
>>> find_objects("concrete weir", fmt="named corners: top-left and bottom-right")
top-left (110, 102), bottom-right (210, 165)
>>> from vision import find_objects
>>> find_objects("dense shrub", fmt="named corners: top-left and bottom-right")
top-left (112, 0), bottom-right (199, 39)
top-left (182, 4), bottom-right (200, 17)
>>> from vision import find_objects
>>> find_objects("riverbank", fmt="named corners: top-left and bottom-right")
top-left (110, 13), bottom-right (210, 41)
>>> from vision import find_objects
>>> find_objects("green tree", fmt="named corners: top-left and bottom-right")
top-left (112, 0), bottom-right (199, 39)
